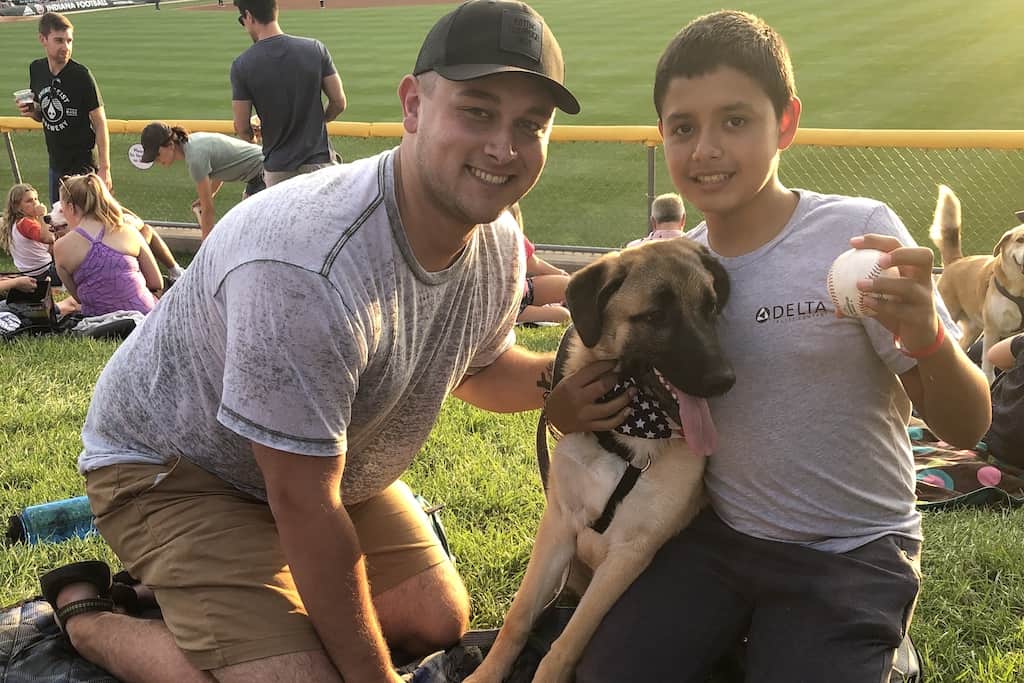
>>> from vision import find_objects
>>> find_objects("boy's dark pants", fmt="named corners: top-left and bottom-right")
top-left (576, 508), bottom-right (921, 683)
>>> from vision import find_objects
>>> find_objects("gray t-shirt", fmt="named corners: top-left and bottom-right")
top-left (230, 34), bottom-right (336, 172)
top-left (183, 132), bottom-right (264, 184)
top-left (687, 190), bottom-right (958, 553)
top-left (79, 150), bottom-right (524, 504)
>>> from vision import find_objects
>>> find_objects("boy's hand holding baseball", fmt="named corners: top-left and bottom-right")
top-left (850, 233), bottom-right (940, 354)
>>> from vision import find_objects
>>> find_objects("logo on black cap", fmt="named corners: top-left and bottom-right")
top-left (500, 11), bottom-right (542, 61)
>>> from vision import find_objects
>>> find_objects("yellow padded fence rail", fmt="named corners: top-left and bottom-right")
top-left (4, 118), bottom-right (1024, 257)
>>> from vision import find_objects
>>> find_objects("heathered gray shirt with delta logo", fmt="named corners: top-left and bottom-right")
top-left (79, 150), bottom-right (524, 504)
top-left (687, 190), bottom-right (958, 553)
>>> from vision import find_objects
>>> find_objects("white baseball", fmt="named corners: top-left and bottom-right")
top-left (827, 248), bottom-right (899, 318)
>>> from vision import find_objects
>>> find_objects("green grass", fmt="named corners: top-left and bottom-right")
top-left (2, 3), bottom-right (1024, 679)
top-left (1, 327), bottom-right (1023, 682)
top-left (2, 0), bottom-right (1024, 250)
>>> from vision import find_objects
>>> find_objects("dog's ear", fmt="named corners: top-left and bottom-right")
top-left (697, 246), bottom-right (730, 311)
top-left (994, 229), bottom-right (1014, 257)
top-left (566, 257), bottom-right (625, 347)
top-left (1015, 209), bottom-right (1024, 224)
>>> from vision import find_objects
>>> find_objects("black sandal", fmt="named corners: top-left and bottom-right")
top-left (40, 560), bottom-right (115, 634)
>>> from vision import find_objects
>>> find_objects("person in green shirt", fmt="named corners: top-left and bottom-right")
top-left (140, 121), bottom-right (266, 239)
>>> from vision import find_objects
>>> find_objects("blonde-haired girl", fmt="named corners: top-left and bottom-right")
top-left (53, 174), bottom-right (162, 316)
top-left (2, 183), bottom-right (54, 277)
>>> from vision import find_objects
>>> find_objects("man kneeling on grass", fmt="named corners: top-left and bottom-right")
top-left (36, 3), bottom-right (600, 683)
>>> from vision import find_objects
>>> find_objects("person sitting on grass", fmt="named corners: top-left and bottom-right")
top-left (3, 183), bottom-right (57, 280)
top-left (547, 10), bottom-right (990, 681)
top-left (122, 209), bottom-right (186, 284)
top-left (139, 122), bottom-right (266, 240)
top-left (53, 173), bottom-right (161, 317)
top-left (626, 191), bottom-right (687, 247)
top-left (50, 200), bottom-right (183, 289)
top-left (510, 203), bottom-right (570, 325)
top-left (0, 274), bottom-right (40, 298)
top-left (983, 333), bottom-right (1024, 469)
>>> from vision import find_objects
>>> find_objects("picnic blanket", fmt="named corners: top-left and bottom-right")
top-left (912, 426), bottom-right (1024, 509)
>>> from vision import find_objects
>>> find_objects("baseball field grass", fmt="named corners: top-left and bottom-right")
top-left (2, 1), bottom-right (1024, 680)
top-left (2, 0), bottom-right (1024, 248)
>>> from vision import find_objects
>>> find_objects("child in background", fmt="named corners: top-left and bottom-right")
top-left (2, 183), bottom-right (56, 279)
top-left (510, 203), bottom-right (570, 325)
top-left (984, 333), bottom-right (1024, 468)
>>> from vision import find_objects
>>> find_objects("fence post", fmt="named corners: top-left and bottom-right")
top-left (3, 132), bottom-right (22, 184)
top-left (646, 143), bottom-right (656, 220)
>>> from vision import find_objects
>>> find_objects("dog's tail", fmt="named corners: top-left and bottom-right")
top-left (929, 184), bottom-right (963, 267)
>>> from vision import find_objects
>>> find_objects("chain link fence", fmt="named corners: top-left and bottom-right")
top-left (781, 145), bottom-right (1024, 255)
top-left (3, 124), bottom-right (1022, 255)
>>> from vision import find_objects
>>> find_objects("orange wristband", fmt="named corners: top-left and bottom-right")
top-left (896, 322), bottom-right (945, 359)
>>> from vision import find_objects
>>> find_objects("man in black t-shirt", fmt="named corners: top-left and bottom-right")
top-left (14, 12), bottom-right (111, 205)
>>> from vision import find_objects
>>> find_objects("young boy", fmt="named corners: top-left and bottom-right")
top-left (548, 10), bottom-right (990, 681)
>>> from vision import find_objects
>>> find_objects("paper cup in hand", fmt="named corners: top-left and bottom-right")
top-left (13, 89), bottom-right (34, 106)
top-left (827, 248), bottom-right (898, 317)
top-left (128, 143), bottom-right (153, 170)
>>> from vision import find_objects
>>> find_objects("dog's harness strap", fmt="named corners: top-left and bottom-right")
top-left (590, 430), bottom-right (651, 534)
top-left (993, 278), bottom-right (1024, 325)
top-left (591, 462), bottom-right (644, 534)
top-left (541, 325), bottom-right (653, 534)
top-left (594, 430), bottom-right (634, 463)
top-left (536, 326), bottom-right (579, 491)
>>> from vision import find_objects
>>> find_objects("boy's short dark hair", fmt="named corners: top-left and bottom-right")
top-left (38, 12), bottom-right (72, 36)
top-left (653, 10), bottom-right (795, 119)
top-left (234, 0), bottom-right (277, 24)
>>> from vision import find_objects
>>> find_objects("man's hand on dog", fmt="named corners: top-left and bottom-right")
top-left (848, 234), bottom-right (940, 351)
top-left (545, 360), bottom-right (635, 434)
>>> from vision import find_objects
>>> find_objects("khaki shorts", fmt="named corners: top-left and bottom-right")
top-left (263, 161), bottom-right (336, 187)
top-left (86, 458), bottom-right (449, 670)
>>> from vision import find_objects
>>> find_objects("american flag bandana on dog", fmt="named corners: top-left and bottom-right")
top-left (598, 377), bottom-right (681, 440)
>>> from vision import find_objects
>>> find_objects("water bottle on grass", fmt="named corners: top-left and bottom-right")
top-left (5, 495), bottom-right (97, 544)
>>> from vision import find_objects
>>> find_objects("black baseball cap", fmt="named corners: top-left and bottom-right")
top-left (413, 0), bottom-right (580, 115)
top-left (139, 121), bottom-right (173, 163)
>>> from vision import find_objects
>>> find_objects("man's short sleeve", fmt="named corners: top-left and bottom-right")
top-left (1012, 335), bottom-right (1024, 363)
top-left (465, 220), bottom-right (523, 374)
top-left (216, 260), bottom-right (368, 456)
top-left (319, 40), bottom-right (337, 78)
top-left (230, 57), bottom-right (251, 101)
top-left (83, 66), bottom-right (101, 112)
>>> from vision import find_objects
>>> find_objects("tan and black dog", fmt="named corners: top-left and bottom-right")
top-left (466, 238), bottom-right (734, 683)
top-left (930, 184), bottom-right (1024, 380)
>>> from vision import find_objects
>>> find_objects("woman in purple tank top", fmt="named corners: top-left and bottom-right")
top-left (53, 174), bottom-right (162, 317)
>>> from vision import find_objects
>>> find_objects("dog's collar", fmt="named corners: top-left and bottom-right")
top-left (993, 278), bottom-right (1024, 325)
top-left (598, 377), bottom-right (681, 440)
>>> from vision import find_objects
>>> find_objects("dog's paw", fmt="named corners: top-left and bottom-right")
top-left (533, 652), bottom-right (575, 683)
top-left (463, 667), bottom-right (498, 683)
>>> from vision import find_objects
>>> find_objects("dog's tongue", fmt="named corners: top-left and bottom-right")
top-left (672, 384), bottom-right (717, 456)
